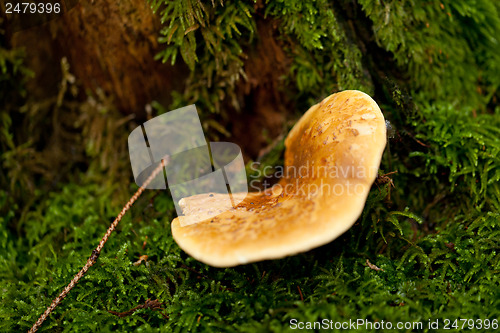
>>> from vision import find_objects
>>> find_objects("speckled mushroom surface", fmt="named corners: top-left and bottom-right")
top-left (171, 90), bottom-right (387, 267)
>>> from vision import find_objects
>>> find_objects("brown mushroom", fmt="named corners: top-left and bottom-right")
top-left (171, 90), bottom-right (387, 267)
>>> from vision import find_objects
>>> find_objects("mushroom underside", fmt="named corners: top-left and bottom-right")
top-left (171, 90), bottom-right (387, 267)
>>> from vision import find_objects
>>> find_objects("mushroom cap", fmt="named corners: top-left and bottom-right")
top-left (171, 90), bottom-right (387, 267)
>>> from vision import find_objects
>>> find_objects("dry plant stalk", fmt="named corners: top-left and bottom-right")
top-left (29, 159), bottom-right (168, 333)
top-left (107, 298), bottom-right (166, 318)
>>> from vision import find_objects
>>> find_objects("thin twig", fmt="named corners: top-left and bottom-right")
top-left (297, 285), bottom-right (304, 301)
top-left (366, 259), bottom-right (384, 272)
top-left (107, 298), bottom-right (165, 318)
top-left (29, 159), bottom-right (168, 333)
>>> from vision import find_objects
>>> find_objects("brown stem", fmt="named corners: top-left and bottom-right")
top-left (107, 298), bottom-right (165, 318)
top-left (29, 159), bottom-right (168, 333)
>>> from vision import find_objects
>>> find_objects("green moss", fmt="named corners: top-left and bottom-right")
top-left (150, 0), bottom-right (256, 114)
top-left (264, 0), bottom-right (373, 103)
top-left (2, 179), bottom-right (499, 332)
top-left (150, 0), bottom-right (374, 116)
top-left (359, 0), bottom-right (500, 111)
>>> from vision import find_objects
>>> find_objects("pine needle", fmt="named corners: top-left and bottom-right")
top-left (29, 159), bottom-right (168, 333)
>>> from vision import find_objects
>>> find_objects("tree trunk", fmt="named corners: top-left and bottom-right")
top-left (9, 1), bottom-right (184, 116)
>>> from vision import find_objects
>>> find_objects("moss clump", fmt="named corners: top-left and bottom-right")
top-left (1, 0), bottom-right (500, 332)
top-left (151, 0), bottom-right (256, 114)
top-left (359, 0), bottom-right (500, 111)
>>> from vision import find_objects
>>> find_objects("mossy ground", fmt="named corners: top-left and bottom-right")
top-left (1, 1), bottom-right (500, 332)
